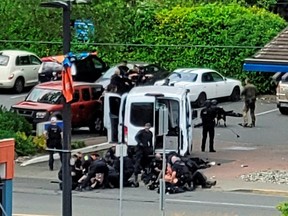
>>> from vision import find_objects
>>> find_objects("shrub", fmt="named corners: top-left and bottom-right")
top-left (33, 135), bottom-right (47, 153)
top-left (277, 202), bottom-right (288, 216)
top-left (14, 132), bottom-right (36, 156)
top-left (71, 140), bottom-right (86, 150)
top-left (0, 106), bottom-right (32, 135)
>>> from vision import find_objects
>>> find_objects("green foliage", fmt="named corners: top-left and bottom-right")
top-left (71, 140), bottom-right (86, 149)
top-left (0, 0), bottom-right (286, 93)
top-left (33, 135), bottom-right (47, 152)
top-left (14, 132), bottom-right (37, 156)
top-left (277, 202), bottom-right (288, 216)
top-left (0, 106), bottom-right (32, 135)
top-left (126, 3), bottom-right (286, 93)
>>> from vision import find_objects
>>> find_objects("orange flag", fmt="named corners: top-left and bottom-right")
top-left (62, 65), bottom-right (74, 103)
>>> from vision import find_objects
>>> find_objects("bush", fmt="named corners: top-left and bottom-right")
top-left (0, 106), bottom-right (32, 135)
top-left (14, 132), bottom-right (37, 156)
top-left (71, 141), bottom-right (86, 150)
top-left (125, 3), bottom-right (286, 93)
top-left (33, 135), bottom-right (47, 153)
top-left (277, 202), bottom-right (288, 216)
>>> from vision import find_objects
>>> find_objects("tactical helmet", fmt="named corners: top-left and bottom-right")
top-left (204, 100), bottom-right (211, 108)
top-left (211, 99), bottom-right (218, 106)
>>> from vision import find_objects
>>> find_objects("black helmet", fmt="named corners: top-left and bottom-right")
top-left (211, 99), bottom-right (217, 106)
top-left (204, 100), bottom-right (211, 108)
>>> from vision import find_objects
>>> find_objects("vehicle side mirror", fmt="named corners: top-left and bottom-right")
top-left (192, 110), bottom-right (198, 120)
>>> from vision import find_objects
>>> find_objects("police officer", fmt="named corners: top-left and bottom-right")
top-left (240, 78), bottom-right (257, 127)
top-left (131, 122), bottom-right (153, 186)
top-left (201, 100), bottom-right (217, 152)
top-left (44, 117), bottom-right (63, 171)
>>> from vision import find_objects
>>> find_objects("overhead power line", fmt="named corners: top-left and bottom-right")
top-left (0, 39), bottom-right (263, 49)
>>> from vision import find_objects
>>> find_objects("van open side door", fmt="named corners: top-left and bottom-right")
top-left (103, 93), bottom-right (121, 143)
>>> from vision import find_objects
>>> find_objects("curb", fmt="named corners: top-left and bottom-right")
top-left (20, 142), bottom-right (113, 167)
top-left (231, 188), bottom-right (288, 196)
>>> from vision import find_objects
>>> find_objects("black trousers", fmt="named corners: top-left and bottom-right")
top-left (201, 125), bottom-right (215, 151)
top-left (134, 146), bottom-right (151, 175)
top-left (48, 147), bottom-right (62, 170)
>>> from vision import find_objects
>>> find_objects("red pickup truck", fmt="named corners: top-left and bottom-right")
top-left (12, 81), bottom-right (104, 133)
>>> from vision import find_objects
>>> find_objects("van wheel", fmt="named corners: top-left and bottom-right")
top-left (279, 107), bottom-right (288, 115)
top-left (196, 92), bottom-right (206, 107)
top-left (89, 116), bottom-right (103, 134)
top-left (13, 78), bottom-right (24, 93)
top-left (230, 86), bottom-right (240, 101)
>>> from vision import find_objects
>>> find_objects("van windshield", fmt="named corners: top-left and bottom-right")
top-left (130, 102), bottom-right (154, 127)
top-left (25, 88), bottom-right (62, 104)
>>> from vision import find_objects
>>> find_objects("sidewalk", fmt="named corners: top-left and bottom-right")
top-left (15, 137), bottom-right (288, 195)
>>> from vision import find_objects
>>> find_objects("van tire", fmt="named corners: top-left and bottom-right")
top-left (279, 107), bottom-right (288, 115)
top-left (89, 116), bottom-right (103, 134)
top-left (13, 78), bottom-right (24, 93)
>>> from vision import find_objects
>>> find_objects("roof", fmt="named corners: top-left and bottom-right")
top-left (128, 85), bottom-right (188, 97)
top-left (243, 27), bottom-right (288, 72)
top-left (173, 68), bottom-right (215, 74)
top-left (35, 81), bottom-right (103, 90)
top-left (0, 50), bottom-right (37, 56)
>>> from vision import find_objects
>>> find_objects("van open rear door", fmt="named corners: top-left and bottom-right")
top-left (103, 93), bottom-right (121, 143)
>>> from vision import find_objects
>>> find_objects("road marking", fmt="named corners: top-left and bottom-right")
top-left (166, 198), bottom-right (274, 209)
top-left (10, 94), bottom-right (27, 99)
top-left (256, 108), bottom-right (278, 116)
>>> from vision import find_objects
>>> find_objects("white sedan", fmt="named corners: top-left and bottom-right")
top-left (154, 68), bottom-right (243, 107)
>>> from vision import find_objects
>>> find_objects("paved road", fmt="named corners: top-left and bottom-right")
top-left (13, 176), bottom-right (285, 216)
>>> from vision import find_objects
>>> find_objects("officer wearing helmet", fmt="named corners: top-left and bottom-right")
top-left (200, 100), bottom-right (217, 152)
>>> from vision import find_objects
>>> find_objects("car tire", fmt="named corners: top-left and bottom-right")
top-left (89, 116), bottom-right (103, 134)
top-left (230, 86), bottom-right (240, 101)
top-left (13, 78), bottom-right (24, 93)
top-left (279, 107), bottom-right (288, 115)
top-left (196, 92), bottom-right (207, 108)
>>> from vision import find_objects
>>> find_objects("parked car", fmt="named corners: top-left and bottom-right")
top-left (0, 50), bottom-right (42, 93)
top-left (154, 68), bottom-right (242, 107)
top-left (12, 81), bottom-right (104, 133)
top-left (38, 52), bottom-right (109, 83)
top-left (95, 62), bottom-right (170, 89)
top-left (272, 72), bottom-right (288, 115)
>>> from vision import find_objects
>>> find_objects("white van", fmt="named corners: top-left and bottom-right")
top-left (103, 86), bottom-right (195, 156)
top-left (273, 72), bottom-right (288, 115)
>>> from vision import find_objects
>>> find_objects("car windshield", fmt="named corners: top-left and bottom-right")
top-left (0, 55), bottom-right (9, 66)
top-left (25, 88), bottom-right (62, 104)
top-left (102, 66), bottom-right (117, 79)
top-left (168, 72), bottom-right (197, 82)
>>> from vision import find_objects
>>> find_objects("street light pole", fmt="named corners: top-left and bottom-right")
top-left (62, 1), bottom-right (72, 216)
top-left (40, 1), bottom-right (72, 215)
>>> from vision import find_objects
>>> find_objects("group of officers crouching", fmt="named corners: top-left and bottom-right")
top-left (58, 146), bottom-right (217, 194)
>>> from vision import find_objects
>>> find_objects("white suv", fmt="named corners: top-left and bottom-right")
top-left (0, 50), bottom-right (42, 93)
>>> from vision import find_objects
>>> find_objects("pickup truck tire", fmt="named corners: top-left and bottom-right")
top-left (279, 107), bottom-right (288, 115)
top-left (89, 116), bottom-right (103, 134)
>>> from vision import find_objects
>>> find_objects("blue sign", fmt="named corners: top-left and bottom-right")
top-left (74, 19), bottom-right (95, 42)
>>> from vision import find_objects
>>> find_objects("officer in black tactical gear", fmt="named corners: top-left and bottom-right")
top-left (200, 100), bottom-right (217, 152)
top-left (131, 123), bottom-right (153, 186)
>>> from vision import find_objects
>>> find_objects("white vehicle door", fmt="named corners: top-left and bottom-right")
top-left (103, 92), bottom-right (122, 143)
top-left (210, 71), bottom-right (230, 98)
top-left (125, 96), bottom-right (155, 147)
top-left (185, 95), bottom-right (193, 154)
top-left (117, 93), bottom-right (128, 144)
top-left (201, 72), bottom-right (217, 99)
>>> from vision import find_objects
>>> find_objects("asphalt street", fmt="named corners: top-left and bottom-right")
top-left (13, 176), bottom-right (286, 216)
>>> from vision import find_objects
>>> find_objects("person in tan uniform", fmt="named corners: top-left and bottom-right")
top-left (240, 78), bottom-right (257, 127)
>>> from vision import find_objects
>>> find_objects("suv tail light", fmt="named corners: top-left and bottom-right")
top-left (124, 126), bottom-right (128, 143)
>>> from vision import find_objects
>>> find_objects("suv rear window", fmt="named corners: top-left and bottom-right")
top-left (0, 55), bottom-right (9, 66)
top-left (25, 88), bottom-right (62, 104)
top-left (130, 102), bottom-right (154, 127)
